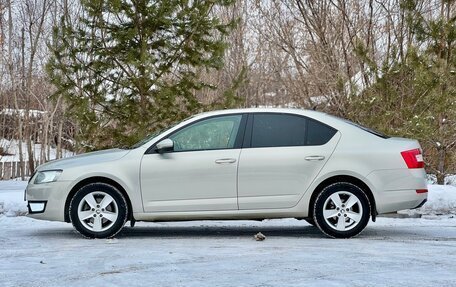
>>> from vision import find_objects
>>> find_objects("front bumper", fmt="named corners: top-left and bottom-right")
top-left (25, 180), bottom-right (72, 222)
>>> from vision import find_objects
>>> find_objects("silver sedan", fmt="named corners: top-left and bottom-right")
top-left (26, 108), bottom-right (428, 238)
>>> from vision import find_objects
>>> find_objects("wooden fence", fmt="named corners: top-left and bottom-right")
top-left (0, 161), bottom-right (32, 180)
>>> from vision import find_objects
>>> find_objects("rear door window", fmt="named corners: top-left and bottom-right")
top-left (250, 113), bottom-right (337, 148)
top-left (251, 114), bottom-right (307, 148)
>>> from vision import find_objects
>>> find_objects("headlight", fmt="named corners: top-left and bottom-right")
top-left (34, 170), bottom-right (63, 184)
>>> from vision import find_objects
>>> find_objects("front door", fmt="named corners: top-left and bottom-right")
top-left (140, 114), bottom-right (245, 212)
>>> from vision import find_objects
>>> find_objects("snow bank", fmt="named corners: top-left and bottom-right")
top-left (0, 180), bottom-right (27, 216)
top-left (445, 174), bottom-right (456, 186)
top-left (426, 174), bottom-right (456, 186)
top-left (418, 185), bottom-right (456, 215)
top-left (0, 138), bottom-right (74, 163)
top-left (1, 108), bottom-right (46, 117)
top-left (1, 181), bottom-right (456, 217)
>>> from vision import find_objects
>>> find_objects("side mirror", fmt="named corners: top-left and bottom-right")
top-left (155, 138), bottom-right (174, 153)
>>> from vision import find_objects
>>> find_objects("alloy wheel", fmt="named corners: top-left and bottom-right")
top-left (322, 191), bottom-right (363, 232)
top-left (77, 191), bottom-right (119, 232)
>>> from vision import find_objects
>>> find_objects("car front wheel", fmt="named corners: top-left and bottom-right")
top-left (69, 183), bottom-right (128, 238)
top-left (313, 182), bottom-right (370, 238)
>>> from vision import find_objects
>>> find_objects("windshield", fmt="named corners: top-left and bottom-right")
top-left (127, 129), bottom-right (168, 149)
top-left (126, 115), bottom-right (196, 149)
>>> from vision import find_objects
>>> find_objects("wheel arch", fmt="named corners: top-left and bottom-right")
top-left (308, 175), bottom-right (377, 222)
top-left (64, 176), bottom-right (133, 223)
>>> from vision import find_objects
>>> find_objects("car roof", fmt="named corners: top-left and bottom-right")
top-left (196, 107), bottom-right (327, 118)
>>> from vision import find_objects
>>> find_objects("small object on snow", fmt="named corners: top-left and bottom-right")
top-left (106, 238), bottom-right (118, 244)
top-left (40, 261), bottom-right (45, 264)
top-left (254, 232), bottom-right (266, 241)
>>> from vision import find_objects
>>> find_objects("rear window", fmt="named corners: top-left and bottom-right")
top-left (326, 114), bottom-right (389, 139)
top-left (250, 113), bottom-right (337, 148)
top-left (342, 119), bottom-right (390, 139)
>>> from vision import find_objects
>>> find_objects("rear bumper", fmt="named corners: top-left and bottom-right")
top-left (375, 189), bottom-right (428, 214)
top-left (412, 198), bottom-right (427, 209)
top-left (367, 168), bottom-right (428, 214)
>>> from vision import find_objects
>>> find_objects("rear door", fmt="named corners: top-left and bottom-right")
top-left (237, 113), bottom-right (340, 209)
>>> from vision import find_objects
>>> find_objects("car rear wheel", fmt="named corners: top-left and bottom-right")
top-left (69, 183), bottom-right (128, 238)
top-left (313, 182), bottom-right (370, 238)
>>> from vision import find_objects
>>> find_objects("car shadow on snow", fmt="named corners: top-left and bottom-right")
top-left (117, 223), bottom-right (436, 240)
top-left (27, 222), bottom-right (447, 240)
top-left (117, 224), bottom-right (324, 239)
top-left (28, 223), bottom-right (325, 239)
top-left (117, 224), bottom-right (456, 241)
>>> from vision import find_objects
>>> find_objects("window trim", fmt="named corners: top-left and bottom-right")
top-left (242, 113), bottom-right (253, 148)
top-left (145, 113), bottom-right (248, 154)
top-left (243, 112), bottom-right (337, 149)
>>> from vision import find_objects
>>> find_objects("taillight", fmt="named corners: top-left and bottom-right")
top-left (401, 148), bottom-right (424, 169)
top-left (416, 189), bottom-right (428, 193)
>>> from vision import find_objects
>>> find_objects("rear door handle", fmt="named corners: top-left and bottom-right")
top-left (305, 155), bottom-right (325, 161)
top-left (215, 158), bottom-right (236, 164)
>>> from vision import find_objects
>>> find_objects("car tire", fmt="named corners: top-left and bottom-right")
top-left (69, 183), bottom-right (128, 239)
top-left (313, 182), bottom-right (370, 238)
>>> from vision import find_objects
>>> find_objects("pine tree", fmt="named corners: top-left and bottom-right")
top-left (349, 0), bottom-right (456, 184)
top-left (48, 0), bottom-right (236, 149)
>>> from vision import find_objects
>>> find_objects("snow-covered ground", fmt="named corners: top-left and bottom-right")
top-left (1, 216), bottom-right (456, 287)
top-left (416, 185), bottom-right (456, 215)
top-left (0, 180), bottom-right (27, 216)
top-left (1, 181), bottom-right (456, 287)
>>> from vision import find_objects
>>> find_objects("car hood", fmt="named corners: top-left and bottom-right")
top-left (36, 148), bottom-right (130, 171)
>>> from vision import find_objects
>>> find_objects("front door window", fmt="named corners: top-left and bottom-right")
top-left (169, 115), bottom-right (242, 152)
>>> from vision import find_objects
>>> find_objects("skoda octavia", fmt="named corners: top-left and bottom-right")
top-left (25, 108), bottom-right (428, 238)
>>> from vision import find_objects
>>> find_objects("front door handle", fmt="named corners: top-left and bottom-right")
top-left (215, 158), bottom-right (236, 164)
top-left (305, 155), bottom-right (325, 161)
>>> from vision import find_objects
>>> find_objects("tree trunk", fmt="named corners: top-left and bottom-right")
top-left (8, 0), bottom-right (25, 180)
top-left (436, 148), bottom-right (446, 185)
top-left (57, 119), bottom-right (63, 159)
top-left (42, 113), bottom-right (50, 164)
